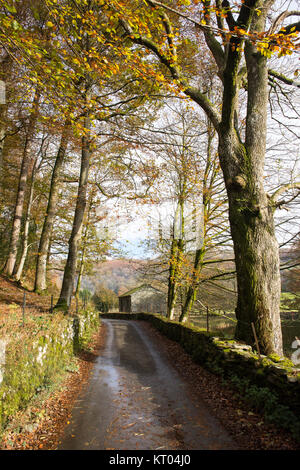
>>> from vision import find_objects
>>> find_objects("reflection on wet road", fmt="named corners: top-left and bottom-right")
top-left (58, 319), bottom-right (237, 450)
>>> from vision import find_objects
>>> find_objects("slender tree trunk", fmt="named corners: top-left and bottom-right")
top-left (167, 198), bottom-right (185, 319)
top-left (75, 250), bottom-right (85, 298)
top-left (55, 115), bottom-right (91, 310)
top-left (0, 107), bottom-right (5, 173)
top-left (14, 158), bottom-right (37, 281)
top-left (75, 238), bottom-right (86, 298)
top-left (0, 54), bottom-right (10, 176)
top-left (75, 193), bottom-right (93, 297)
top-left (167, 239), bottom-right (178, 319)
top-left (179, 127), bottom-right (216, 323)
top-left (34, 121), bottom-right (70, 292)
top-left (167, 236), bottom-right (184, 320)
top-left (179, 247), bottom-right (205, 323)
top-left (3, 89), bottom-right (40, 276)
top-left (46, 225), bottom-right (53, 268)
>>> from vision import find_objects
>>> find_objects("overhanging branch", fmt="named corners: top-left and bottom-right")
top-left (268, 69), bottom-right (300, 89)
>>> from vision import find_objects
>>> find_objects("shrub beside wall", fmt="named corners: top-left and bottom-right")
top-left (0, 309), bottom-right (100, 431)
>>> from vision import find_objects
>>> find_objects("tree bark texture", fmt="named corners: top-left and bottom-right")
top-left (34, 121), bottom-right (70, 292)
top-left (179, 247), bottom-right (205, 323)
top-left (167, 242), bottom-right (178, 320)
top-left (217, 38), bottom-right (283, 355)
top-left (14, 157), bottom-right (37, 281)
top-left (0, 53), bottom-right (11, 175)
top-left (167, 237), bottom-right (184, 320)
top-left (208, 2), bottom-right (283, 356)
top-left (75, 192), bottom-right (93, 297)
top-left (56, 116), bottom-right (91, 310)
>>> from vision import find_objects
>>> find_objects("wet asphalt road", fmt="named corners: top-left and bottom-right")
top-left (58, 319), bottom-right (237, 450)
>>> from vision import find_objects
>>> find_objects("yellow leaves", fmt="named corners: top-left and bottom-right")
top-left (260, 49), bottom-right (272, 58)
top-left (258, 41), bottom-right (269, 49)
top-left (237, 28), bottom-right (247, 37)
top-left (278, 48), bottom-right (293, 58)
top-left (72, 58), bottom-right (81, 66)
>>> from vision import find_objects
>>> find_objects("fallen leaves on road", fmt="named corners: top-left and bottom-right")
top-left (122, 422), bottom-right (136, 430)
top-left (139, 321), bottom-right (300, 451)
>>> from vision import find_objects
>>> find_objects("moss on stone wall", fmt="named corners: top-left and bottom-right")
top-left (0, 310), bottom-right (100, 432)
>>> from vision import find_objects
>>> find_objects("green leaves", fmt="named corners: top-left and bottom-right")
top-left (4, 2), bottom-right (17, 14)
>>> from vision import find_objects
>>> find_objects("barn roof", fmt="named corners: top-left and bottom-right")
top-left (118, 284), bottom-right (163, 298)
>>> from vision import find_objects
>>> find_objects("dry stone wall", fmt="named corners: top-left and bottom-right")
top-left (0, 310), bottom-right (100, 431)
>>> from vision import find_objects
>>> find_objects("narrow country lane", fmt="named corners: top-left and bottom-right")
top-left (58, 319), bottom-right (238, 450)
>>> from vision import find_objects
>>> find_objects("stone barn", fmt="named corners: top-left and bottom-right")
top-left (118, 284), bottom-right (166, 314)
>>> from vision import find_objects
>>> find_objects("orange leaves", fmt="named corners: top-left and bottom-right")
top-left (255, 28), bottom-right (299, 58)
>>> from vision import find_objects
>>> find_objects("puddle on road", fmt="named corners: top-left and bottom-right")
top-left (93, 320), bottom-right (120, 392)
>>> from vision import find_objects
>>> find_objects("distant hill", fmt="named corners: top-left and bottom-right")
top-left (58, 245), bottom-right (298, 298)
top-left (82, 258), bottom-right (146, 295)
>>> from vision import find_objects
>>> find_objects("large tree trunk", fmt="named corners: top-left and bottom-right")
top-left (215, 5), bottom-right (283, 356)
top-left (218, 125), bottom-right (283, 355)
top-left (34, 121), bottom-right (70, 292)
top-left (227, 179), bottom-right (282, 355)
top-left (3, 89), bottom-right (40, 276)
top-left (220, 128), bottom-right (283, 356)
top-left (55, 116), bottom-right (91, 311)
